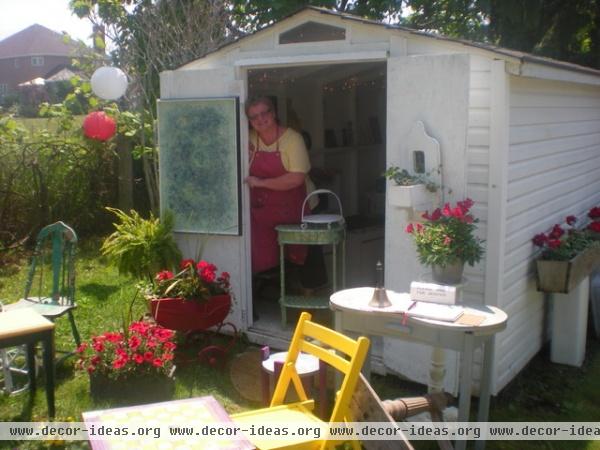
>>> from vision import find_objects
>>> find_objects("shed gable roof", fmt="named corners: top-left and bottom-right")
top-left (185, 6), bottom-right (600, 79)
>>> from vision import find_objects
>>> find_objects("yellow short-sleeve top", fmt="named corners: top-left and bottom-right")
top-left (250, 128), bottom-right (310, 174)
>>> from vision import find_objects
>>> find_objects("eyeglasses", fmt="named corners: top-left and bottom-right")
top-left (248, 109), bottom-right (272, 121)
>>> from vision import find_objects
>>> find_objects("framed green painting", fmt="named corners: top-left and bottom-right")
top-left (158, 97), bottom-right (241, 235)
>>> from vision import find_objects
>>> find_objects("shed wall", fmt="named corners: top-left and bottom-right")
top-left (498, 76), bottom-right (600, 390)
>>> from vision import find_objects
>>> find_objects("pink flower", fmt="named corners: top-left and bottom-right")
top-left (113, 358), bottom-right (127, 369)
top-left (76, 343), bottom-right (88, 353)
top-left (134, 354), bottom-right (144, 364)
top-left (155, 270), bottom-right (174, 282)
top-left (103, 332), bottom-right (122, 343)
top-left (144, 351), bottom-right (154, 361)
top-left (443, 236), bottom-right (452, 246)
top-left (163, 341), bottom-right (177, 351)
top-left (405, 223), bottom-right (414, 234)
top-left (152, 358), bottom-right (164, 367)
top-left (441, 203), bottom-right (452, 217)
top-left (566, 215), bottom-right (577, 226)
top-left (430, 208), bottom-right (442, 221)
top-left (163, 352), bottom-right (174, 361)
top-left (128, 335), bottom-right (141, 350)
top-left (415, 223), bottom-right (424, 233)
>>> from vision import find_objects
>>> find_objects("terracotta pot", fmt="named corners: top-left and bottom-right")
top-left (431, 261), bottom-right (465, 285)
top-left (89, 371), bottom-right (174, 406)
top-left (150, 294), bottom-right (231, 331)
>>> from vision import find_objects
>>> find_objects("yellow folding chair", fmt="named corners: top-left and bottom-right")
top-left (232, 311), bottom-right (370, 450)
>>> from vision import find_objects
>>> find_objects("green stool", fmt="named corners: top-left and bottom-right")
top-left (276, 223), bottom-right (346, 327)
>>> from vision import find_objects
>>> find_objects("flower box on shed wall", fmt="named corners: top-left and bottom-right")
top-left (387, 184), bottom-right (431, 209)
top-left (536, 245), bottom-right (600, 293)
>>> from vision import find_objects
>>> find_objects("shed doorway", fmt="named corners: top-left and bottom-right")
top-left (247, 61), bottom-right (387, 336)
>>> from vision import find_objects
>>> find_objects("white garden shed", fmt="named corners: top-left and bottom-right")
top-left (158, 7), bottom-right (600, 396)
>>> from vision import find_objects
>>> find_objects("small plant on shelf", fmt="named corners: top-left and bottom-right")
top-left (384, 166), bottom-right (439, 192)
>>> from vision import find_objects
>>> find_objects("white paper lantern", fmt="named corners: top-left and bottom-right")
top-left (91, 66), bottom-right (128, 100)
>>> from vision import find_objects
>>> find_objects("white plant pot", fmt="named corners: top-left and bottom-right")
top-left (387, 184), bottom-right (431, 209)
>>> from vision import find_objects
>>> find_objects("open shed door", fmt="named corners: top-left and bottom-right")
top-left (384, 53), bottom-right (471, 395)
top-left (159, 67), bottom-right (250, 331)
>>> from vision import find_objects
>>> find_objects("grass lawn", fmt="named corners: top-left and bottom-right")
top-left (1, 239), bottom-right (599, 449)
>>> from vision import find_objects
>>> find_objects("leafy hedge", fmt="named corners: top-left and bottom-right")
top-left (0, 114), bottom-right (118, 246)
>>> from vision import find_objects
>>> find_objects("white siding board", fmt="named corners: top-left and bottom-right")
top-left (509, 120), bottom-right (600, 145)
top-left (510, 107), bottom-right (600, 125)
top-left (470, 71), bottom-right (491, 89)
top-left (467, 147), bottom-right (489, 165)
top-left (496, 74), bottom-right (600, 394)
top-left (469, 109), bottom-right (491, 127)
top-left (509, 132), bottom-right (600, 163)
top-left (467, 127), bottom-right (490, 147)
top-left (467, 166), bottom-right (489, 185)
top-left (470, 89), bottom-right (491, 108)
top-left (508, 147), bottom-right (600, 191)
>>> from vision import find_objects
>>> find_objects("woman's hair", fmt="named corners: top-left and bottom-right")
top-left (245, 96), bottom-right (277, 117)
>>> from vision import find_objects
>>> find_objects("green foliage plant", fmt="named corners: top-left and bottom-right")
top-left (405, 198), bottom-right (484, 267)
top-left (384, 166), bottom-right (439, 192)
top-left (101, 207), bottom-right (182, 281)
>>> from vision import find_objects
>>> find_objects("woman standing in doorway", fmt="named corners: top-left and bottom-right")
top-left (245, 96), bottom-right (311, 275)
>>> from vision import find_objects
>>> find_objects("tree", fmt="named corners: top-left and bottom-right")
top-left (70, 0), bottom-right (233, 211)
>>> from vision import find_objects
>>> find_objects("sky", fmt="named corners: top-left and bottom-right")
top-left (0, 0), bottom-right (93, 44)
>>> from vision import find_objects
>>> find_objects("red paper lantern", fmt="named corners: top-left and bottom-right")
top-left (83, 111), bottom-right (116, 141)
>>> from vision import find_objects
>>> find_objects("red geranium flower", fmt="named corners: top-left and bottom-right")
top-left (155, 270), bottom-right (174, 282)
top-left (566, 215), bottom-right (577, 226)
top-left (152, 358), bottom-right (164, 367)
top-left (532, 233), bottom-right (547, 247)
top-left (588, 207), bottom-right (600, 219)
top-left (180, 259), bottom-right (195, 270)
top-left (588, 221), bottom-right (600, 233)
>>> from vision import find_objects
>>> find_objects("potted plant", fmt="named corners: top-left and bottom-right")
top-left (101, 207), bottom-right (182, 282)
top-left (147, 259), bottom-right (232, 331)
top-left (533, 215), bottom-right (600, 293)
top-left (384, 166), bottom-right (439, 209)
top-left (405, 198), bottom-right (484, 284)
top-left (76, 320), bottom-right (176, 406)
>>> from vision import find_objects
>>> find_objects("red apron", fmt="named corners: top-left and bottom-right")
top-left (250, 149), bottom-right (308, 274)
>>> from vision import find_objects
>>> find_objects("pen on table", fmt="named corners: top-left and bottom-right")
top-left (407, 300), bottom-right (418, 311)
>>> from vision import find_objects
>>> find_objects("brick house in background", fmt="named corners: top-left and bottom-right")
top-left (0, 24), bottom-right (83, 97)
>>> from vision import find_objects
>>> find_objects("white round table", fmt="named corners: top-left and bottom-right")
top-left (330, 287), bottom-right (508, 450)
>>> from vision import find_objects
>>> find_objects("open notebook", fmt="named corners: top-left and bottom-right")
top-left (368, 290), bottom-right (464, 322)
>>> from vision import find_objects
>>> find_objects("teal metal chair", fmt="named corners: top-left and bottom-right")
top-left (5, 222), bottom-right (81, 351)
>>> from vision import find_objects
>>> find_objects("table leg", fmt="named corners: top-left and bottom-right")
top-left (429, 346), bottom-right (445, 394)
top-left (280, 244), bottom-right (286, 328)
top-left (42, 333), bottom-right (55, 418)
top-left (475, 336), bottom-right (496, 450)
top-left (332, 242), bottom-right (337, 293)
top-left (26, 342), bottom-right (36, 392)
top-left (456, 333), bottom-right (475, 450)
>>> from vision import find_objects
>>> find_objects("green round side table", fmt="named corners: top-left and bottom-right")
top-left (275, 223), bottom-right (346, 327)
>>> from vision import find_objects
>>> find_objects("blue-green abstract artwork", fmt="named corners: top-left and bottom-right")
top-left (158, 98), bottom-right (240, 234)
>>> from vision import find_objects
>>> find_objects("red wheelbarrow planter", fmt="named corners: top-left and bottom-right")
top-left (150, 294), bottom-right (237, 367)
